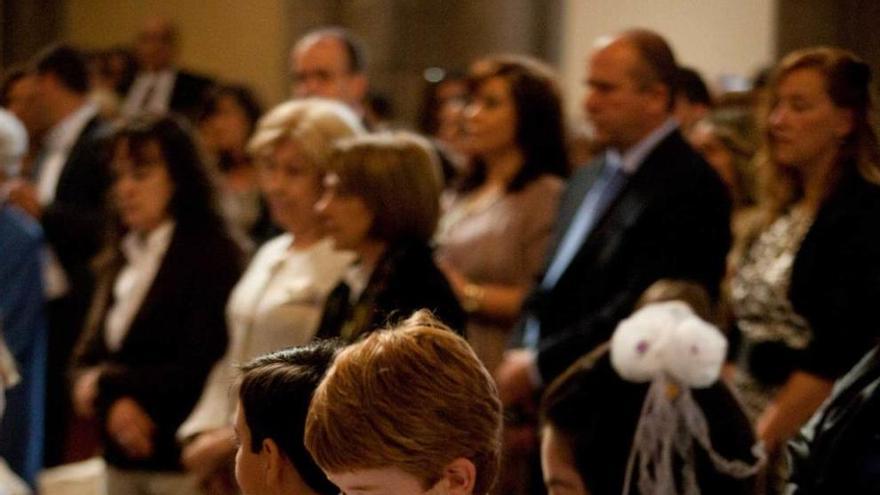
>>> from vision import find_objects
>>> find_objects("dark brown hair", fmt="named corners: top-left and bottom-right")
top-left (326, 132), bottom-right (442, 243)
top-left (239, 342), bottom-right (341, 495)
top-left (458, 55), bottom-right (569, 192)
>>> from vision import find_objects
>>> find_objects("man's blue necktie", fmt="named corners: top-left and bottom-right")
top-left (523, 158), bottom-right (628, 349)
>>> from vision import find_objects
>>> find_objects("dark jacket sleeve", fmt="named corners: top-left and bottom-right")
top-left (791, 174), bottom-right (880, 380)
top-left (376, 242), bottom-right (467, 336)
top-left (41, 121), bottom-right (112, 275)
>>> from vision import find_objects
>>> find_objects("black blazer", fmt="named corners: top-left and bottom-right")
top-left (169, 70), bottom-right (213, 121)
top-left (788, 167), bottom-right (880, 380)
top-left (524, 129), bottom-right (732, 382)
top-left (42, 115), bottom-right (112, 305)
top-left (315, 240), bottom-right (466, 342)
top-left (40, 114), bottom-right (113, 385)
top-left (72, 226), bottom-right (243, 471)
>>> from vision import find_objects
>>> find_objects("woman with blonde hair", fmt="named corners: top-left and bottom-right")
top-left (727, 46), bottom-right (880, 478)
top-left (177, 98), bottom-right (363, 492)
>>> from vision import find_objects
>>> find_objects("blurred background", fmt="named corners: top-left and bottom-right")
top-left (2, 0), bottom-right (878, 136)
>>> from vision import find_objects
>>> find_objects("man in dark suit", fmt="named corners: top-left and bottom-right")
top-left (121, 16), bottom-right (213, 121)
top-left (7, 44), bottom-right (111, 466)
top-left (496, 29), bottom-right (731, 405)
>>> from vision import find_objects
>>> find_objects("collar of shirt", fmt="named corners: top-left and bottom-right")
top-left (341, 259), bottom-right (372, 303)
top-left (606, 117), bottom-right (679, 176)
top-left (121, 220), bottom-right (176, 265)
top-left (43, 102), bottom-right (98, 153)
top-left (123, 69), bottom-right (177, 115)
top-left (134, 68), bottom-right (176, 86)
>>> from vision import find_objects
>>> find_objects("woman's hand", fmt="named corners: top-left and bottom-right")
top-left (181, 427), bottom-right (236, 481)
top-left (107, 397), bottom-right (156, 460)
top-left (72, 367), bottom-right (102, 418)
top-left (438, 258), bottom-right (527, 320)
top-left (757, 371), bottom-right (833, 453)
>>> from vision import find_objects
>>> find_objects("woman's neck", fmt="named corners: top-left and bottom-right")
top-left (481, 146), bottom-right (524, 189)
top-left (355, 238), bottom-right (388, 271)
top-left (224, 148), bottom-right (249, 168)
top-left (134, 217), bottom-right (171, 240)
top-left (800, 147), bottom-right (840, 212)
top-left (289, 225), bottom-right (322, 250)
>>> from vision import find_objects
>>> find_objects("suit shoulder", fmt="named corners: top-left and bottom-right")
top-left (519, 174), bottom-right (565, 202)
top-left (0, 206), bottom-right (43, 249)
top-left (177, 70), bottom-right (214, 88)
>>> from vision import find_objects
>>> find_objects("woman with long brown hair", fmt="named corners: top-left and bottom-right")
top-left (71, 114), bottom-right (243, 494)
top-left (728, 47), bottom-right (880, 483)
top-left (435, 55), bottom-right (567, 376)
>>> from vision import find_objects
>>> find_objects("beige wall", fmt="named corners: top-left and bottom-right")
top-left (61, 0), bottom-right (776, 127)
top-left (560, 0), bottom-right (776, 124)
top-left (64, 0), bottom-right (289, 108)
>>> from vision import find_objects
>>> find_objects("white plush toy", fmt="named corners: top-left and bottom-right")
top-left (610, 302), bottom-right (764, 495)
top-left (611, 301), bottom-right (727, 388)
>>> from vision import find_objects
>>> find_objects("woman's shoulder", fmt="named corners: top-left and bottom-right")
top-left (174, 225), bottom-right (245, 271)
top-left (518, 174), bottom-right (564, 198)
top-left (811, 171), bottom-right (880, 242)
top-left (378, 241), bottom-right (449, 295)
top-left (250, 233), bottom-right (293, 262)
top-left (383, 240), bottom-right (436, 272)
top-left (376, 241), bottom-right (465, 331)
top-left (512, 174), bottom-right (565, 225)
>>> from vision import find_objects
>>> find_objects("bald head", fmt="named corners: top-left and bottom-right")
top-left (614, 29), bottom-right (679, 110)
top-left (136, 16), bottom-right (178, 71)
top-left (583, 29), bottom-right (678, 150)
top-left (290, 28), bottom-right (367, 109)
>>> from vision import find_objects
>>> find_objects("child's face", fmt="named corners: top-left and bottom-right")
top-left (541, 425), bottom-right (589, 495)
top-left (234, 401), bottom-right (267, 495)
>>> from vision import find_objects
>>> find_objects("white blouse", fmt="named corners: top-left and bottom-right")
top-left (178, 234), bottom-right (352, 438)
top-left (104, 221), bottom-right (175, 352)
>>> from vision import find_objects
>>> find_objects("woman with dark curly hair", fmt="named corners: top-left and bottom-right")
top-left (435, 55), bottom-right (568, 375)
top-left (71, 114), bottom-right (243, 494)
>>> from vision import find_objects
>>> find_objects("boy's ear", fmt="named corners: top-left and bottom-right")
top-left (442, 457), bottom-right (476, 495)
top-left (262, 438), bottom-right (284, 487)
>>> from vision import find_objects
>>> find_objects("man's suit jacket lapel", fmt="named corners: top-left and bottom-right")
top-left (553, 131), bottom-right (680, 290)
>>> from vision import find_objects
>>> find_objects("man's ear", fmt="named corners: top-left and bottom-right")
top-left (350, 73), bottom-right (369, 105)
top-left (442, 457), bottom-right (477, 495)
top-left (262, 438), bottom-right (283, 488)
top-left (833, 108), bottom-right (854, 140)
top-left (645, 82), bottom-right (671, 115)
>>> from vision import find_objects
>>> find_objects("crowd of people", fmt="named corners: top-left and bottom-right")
top-left (1, 13), bottom-right (880, 495)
